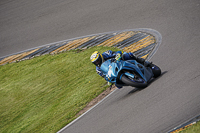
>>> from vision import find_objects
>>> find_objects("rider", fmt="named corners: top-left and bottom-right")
top-left (90, 50), bottom-right (152, 89)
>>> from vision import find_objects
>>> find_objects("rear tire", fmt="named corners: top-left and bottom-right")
top-left (151, 64), bottom-right (161, 78)
top-left (121, 74), bottom-right (148, 88)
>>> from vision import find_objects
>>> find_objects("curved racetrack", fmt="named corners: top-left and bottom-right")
top-left (1, 0), bottom-right (200, 133)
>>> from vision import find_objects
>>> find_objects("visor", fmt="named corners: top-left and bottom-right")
top-left (93, 56), bottom-right (102, 67)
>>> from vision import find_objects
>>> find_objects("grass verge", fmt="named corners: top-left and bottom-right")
top-left (0, 46), bottom-right (120, 133)
top-left (178, 121), bottom-right (200, 133)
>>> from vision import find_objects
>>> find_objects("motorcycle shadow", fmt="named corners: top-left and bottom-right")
top-left (128, 71), bottom-right (168, 94)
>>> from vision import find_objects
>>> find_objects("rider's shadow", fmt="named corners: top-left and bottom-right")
top-left (128, 71), bottom-right (168, 94)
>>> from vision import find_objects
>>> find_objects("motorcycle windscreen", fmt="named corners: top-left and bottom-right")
top-left (100, 60), bottom-right (118, 82)
top-left (100, 60), bottom-right (111, 74)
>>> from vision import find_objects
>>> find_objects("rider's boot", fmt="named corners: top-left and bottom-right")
top-left (135, 56), bottom-right (152, 67)
top-left (143, 60), bottom-right (153, 67)
top-left (123, 52), bottom-right (152, 67)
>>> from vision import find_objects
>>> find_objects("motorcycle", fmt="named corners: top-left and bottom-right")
top-left (100, 58), bottom-right (161, 88)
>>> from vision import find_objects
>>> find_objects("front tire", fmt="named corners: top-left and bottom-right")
top-left (121, 74), bottom-right (148, 88)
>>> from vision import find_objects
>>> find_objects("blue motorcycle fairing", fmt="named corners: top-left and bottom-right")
top-left (100, 59), bottom-right (154, 84)
top-left (100, 59), bottom-right (121, 83)
top-left (122, 60), bottom-right (153, 82)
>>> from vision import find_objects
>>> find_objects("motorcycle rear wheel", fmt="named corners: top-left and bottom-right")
top-left (151, 64), bottom-right (161, 78)
top-left (121, 74), bottom-right (148, 88)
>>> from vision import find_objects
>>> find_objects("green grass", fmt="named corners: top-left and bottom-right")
top-left (179, 121), bottom-right (200, 133)
top-left (0, 46), bottom-right (120, 133)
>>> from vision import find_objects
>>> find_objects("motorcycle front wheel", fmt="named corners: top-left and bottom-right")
top-left (121, 74), bottom-right (148, 88)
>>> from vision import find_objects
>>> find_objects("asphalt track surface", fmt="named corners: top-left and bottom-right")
top-left (1, 0), bottom-right (200, 133)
